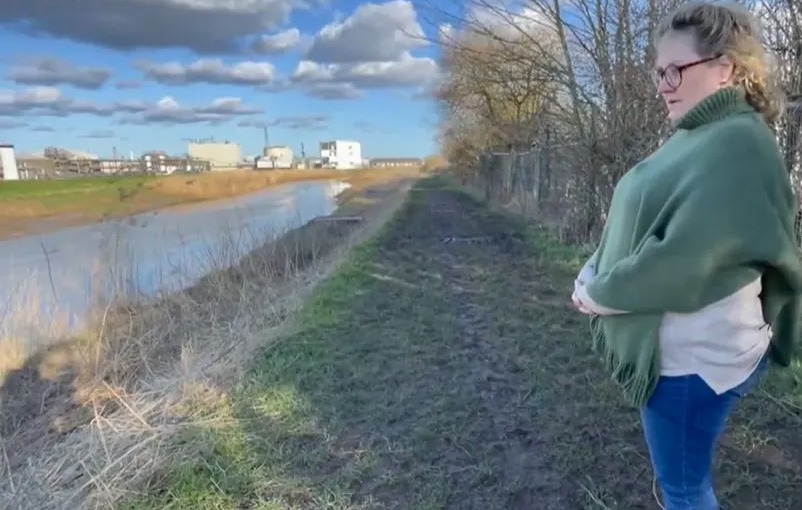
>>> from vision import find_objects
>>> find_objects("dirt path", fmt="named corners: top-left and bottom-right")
top-left (128, 177), bottom-right (802, 510)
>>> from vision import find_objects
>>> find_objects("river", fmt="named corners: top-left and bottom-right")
top-left (0, 179), bottom-right (350, 342)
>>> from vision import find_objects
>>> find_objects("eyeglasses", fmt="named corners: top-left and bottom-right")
top-left (651, 54), bottom-right (721, 89)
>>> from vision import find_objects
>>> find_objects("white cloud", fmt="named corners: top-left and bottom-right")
top-left (292, 52), bottom-right (438, 98)
top-left (137, 59), bottom-right (277, 86)
top-left (0, 86), bottom-right (63, 105)
top-left (9, 57), bottom-right (110, 89)
top-left (306, 0), bottom-right (426, 63)
top-left (115, 80), bottom-right (143, 90)
top-left (0, 86), bottom-right (262, 125)
top-left (0, 119), bottom-right (27, 129)
top-left (82, 130), bottom-right (116, 138)
top-left (238, 115), bottom-right (329, 130)
top-left (294, 0), bottom-right (438, 99)
top-left (251, 27), bottom-right (303, 54)
top-left (121, 96), bottom-right (262, 124)
top-left (304, 82), bottom-right (362, 100)
top-left (345, 53), bottom-right (438, 87)
top-left (439, 3), bottom-right (553, 43)
top-left (0, 86), bottom-right (92, 116)
top-left (0, 0), bottom-right (324, 53)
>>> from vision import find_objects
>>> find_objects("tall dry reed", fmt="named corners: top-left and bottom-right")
top-left (0, 179), bottom-right (412, 510)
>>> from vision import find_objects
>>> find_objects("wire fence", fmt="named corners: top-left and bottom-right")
top-left (472, 140), bottom-right (612, 244)
top-left (471, 123), bottom-right (802, 246)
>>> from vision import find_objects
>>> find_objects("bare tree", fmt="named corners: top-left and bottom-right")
top-left (426, 0), bottom-right (802, 242)
top-left (755, 0), bottom-right (802, 179)
top-left (434, 6), bottom-right (562, 172)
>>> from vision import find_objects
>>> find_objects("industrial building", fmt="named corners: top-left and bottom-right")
top-left (143, 153), bottom-right (210, 174)
top-left (319, 140), bottom-right (362, 170)
top-left (0, 144), bottom-right (19, 180)
top-left (256, 145), bottom-right (293, 169)
top-left (7, 150), bottom-right (209, 179)
top-left (369, 157), bottom-right (423, 168)
top-left (187, 141), bottom-right (241, 169)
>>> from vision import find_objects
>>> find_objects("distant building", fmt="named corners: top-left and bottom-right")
top-left (294, 157), bottom-right (323, 170)
top-left (369, 157), bottom-right (423, 168)
top-left (256, 145), bottom-right (294, 169)
top-left (0, 144), bottom-right (19, 180)
top-left (16, 156), bottom-right (55, 179)
top-left (142, 153), bottom-right (210, 174)
top-left (99, 160), bottom-right (141, 174)
top-left (187, 141), bottom-right (241, 169)
top-left (320, 140), bottom-right (362, 170)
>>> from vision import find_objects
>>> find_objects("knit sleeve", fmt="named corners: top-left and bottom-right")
top-left (769, 293), bottom-right (802, 365)
top-left (584, 138), bottom-right (799, 314)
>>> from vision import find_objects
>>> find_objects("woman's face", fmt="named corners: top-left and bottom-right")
top-left (654, 31), bottom-right (734, 123)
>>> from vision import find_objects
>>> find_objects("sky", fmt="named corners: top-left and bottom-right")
top-left (0, 0), bottom-right (443, 159)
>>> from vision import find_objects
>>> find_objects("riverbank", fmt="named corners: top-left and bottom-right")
top-left (0, 167), bottom-right (424, 239)
top-left (0, 172), bottom-right (420, 509)
top-left (121, 176), bottom-right (801, 509)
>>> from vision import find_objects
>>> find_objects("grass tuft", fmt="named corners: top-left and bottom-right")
top-left (0, 173), bottom-right (417, 510)
top-left (122, 175), bottom-right (801, 510)
top-left (5, 171), bottom-right (801, 509)
top-left (0, 166), bottom-right (424, 239)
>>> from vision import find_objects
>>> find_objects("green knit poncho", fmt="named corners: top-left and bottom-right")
top-left (586, 86), bottom-right (802, 408)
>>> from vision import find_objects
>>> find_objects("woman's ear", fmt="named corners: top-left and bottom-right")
top-left (717, 54), bottom-right (735, 86)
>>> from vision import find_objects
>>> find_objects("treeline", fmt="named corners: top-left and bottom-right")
top-left (427, 0), bottom-right (801, 241)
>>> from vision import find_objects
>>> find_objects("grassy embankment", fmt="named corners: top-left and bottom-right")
top-left (0, 168), bottom-right (421, 238)
top-left (0, 169), bottom-right (421, 509)
top-left (117, 175), bottom-right (800, 510)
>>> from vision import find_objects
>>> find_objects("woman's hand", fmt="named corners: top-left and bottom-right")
top-left (572, 279), bottom-right (595, 315)
top-left (573, 252), bottom-right (598, 315)
top-left (572, 249), bottom-right (629, 317)
top-left (572, 290), bottom-right (594, 315)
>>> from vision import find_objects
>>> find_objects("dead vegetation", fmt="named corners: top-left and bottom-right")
top-left (425, 0), bottom-right (801, 242)
top-left (0, 175), bottom-right (417, 510)
top-left (150, 167), bottom-right (424, 202)
top-left (0, 166), bottom-right (426, 239)
top-left (117, 177), bottom-right (802, 509)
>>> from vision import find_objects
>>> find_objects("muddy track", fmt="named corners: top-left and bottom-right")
top-left (367, 188), bottom-right (572, 509)
top-left (375, 184), bottom-right (801, 510)
top-left (125, 179), bottom-right (802, 510)
top-left (426, 190), bottom-right (566, 509)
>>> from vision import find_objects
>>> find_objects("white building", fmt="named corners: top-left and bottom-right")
top-left (319, 140), bottom-right (362, 170)
top-left (0, 144), bottom-right (20, 180)
top-left (188, 141), bottom-right (241, 169)
top-left (143, 153), bottom-right (170, 174)
top-left (256, 145), bottom-right (294, 169)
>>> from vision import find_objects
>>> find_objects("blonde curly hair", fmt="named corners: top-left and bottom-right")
top-left (656, 0), bottom-right (785, 125)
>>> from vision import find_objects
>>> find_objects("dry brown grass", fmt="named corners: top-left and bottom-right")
top-left (149, 167), bottom-right (426, 206)
top-left (0, 166), bottom-right (426, 239)
top-left (0, 174), bottom-right (418, 510)
top-left (151, 169), bottom-right (355, 200)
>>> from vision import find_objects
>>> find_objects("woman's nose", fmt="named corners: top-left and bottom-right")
top-left (656, 78), bottom-right (674, 95)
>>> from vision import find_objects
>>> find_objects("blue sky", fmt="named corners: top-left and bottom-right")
top-left (0, 0), bottom-right (442, 159)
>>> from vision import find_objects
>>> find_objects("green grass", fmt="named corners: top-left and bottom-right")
top-left (0, 175), bottom-right (160, 223)
top-left (0, 175), bottom-right (155, 200)
top-left (121, 176), bottom-right (802, 509)
top-left (0, 168), bottom-right (425, 240)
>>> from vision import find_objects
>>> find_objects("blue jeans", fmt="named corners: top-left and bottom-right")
top-left (641, 356), bottom-right (769, 510)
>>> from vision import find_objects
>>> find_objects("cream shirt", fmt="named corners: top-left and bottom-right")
top-left (575, 254), bottom-right (769, 394)
top-left (658, 277), bottom-right (770, 394)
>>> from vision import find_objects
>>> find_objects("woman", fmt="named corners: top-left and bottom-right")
top-left (571, 2), bottom-right (802, 509)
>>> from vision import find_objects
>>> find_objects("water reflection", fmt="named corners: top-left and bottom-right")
top-left (0, 180), bottom-right (349, 341)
